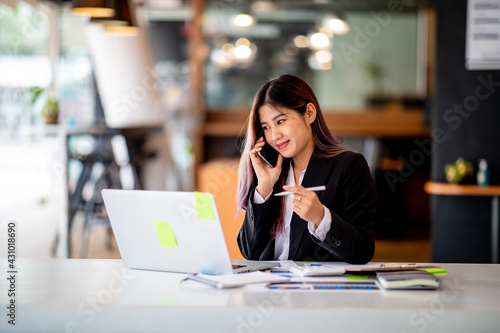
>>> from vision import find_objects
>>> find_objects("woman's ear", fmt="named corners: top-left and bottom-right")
top-left (305, 103), bottom-right (317, 124)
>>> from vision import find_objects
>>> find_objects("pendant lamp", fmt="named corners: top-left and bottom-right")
top-left (72, 0), bottom-right (115, 18)
top-left (104, 0), bottom-right (138, 35)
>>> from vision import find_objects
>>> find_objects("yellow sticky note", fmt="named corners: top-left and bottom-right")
top-left (194, 192), bottom-right (215, 220)
top-left (155, 222), bottom-right (178, 248)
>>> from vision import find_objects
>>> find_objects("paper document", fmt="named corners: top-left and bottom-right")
top-left (185, 271), bottom-right (289, 289)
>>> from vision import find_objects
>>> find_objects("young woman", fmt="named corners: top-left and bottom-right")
top-left (236, 75), bottom-right (377, 264)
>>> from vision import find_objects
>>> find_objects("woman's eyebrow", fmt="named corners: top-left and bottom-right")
top-left (260, 113), bottom-right (286, 125)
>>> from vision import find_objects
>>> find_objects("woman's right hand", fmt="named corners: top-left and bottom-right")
top-left (249, 137), bottom-right (284, 198)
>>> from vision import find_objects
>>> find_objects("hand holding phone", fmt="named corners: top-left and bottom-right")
top-left (251, 130), bottom-right (283, 198)
top-left (256, 130), bottom-right (280, 168)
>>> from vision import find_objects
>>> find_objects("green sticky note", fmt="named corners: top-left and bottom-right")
top-left (155, 222), bottom-right (178, 248)
top-left (422, 268), bottom-right (447, 275)
top-left (346, 276), bottom-right (369, 281)
top-left (194, 192), bottom-right (215, 220)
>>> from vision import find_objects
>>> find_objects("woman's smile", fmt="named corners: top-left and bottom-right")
top-left (276, 140), bottom-right (289, 150)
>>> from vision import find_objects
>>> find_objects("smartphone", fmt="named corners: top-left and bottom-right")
top-left (257, 129), bottom-right (280, 168)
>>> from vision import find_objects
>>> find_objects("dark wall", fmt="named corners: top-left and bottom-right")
top-left (431, 0), bottom-right (500, 262)
top-left (147, 21), bottom-right (187, 62)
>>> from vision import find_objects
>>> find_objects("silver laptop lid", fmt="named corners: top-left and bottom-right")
top-left (102, 189), bottom-right (234, 275)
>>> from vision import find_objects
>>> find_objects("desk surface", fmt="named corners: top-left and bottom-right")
top-left (1, 259), bottom-right (500, 332)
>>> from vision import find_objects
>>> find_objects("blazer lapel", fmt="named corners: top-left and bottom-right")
top-left (288, 155), bottom-right (331, 259)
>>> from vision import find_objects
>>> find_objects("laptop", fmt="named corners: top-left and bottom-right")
top-left (101, 189), bottom-right (278, 275)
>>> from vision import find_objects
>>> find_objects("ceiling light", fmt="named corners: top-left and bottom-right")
top-left (235, 38), bottom-right (251, 47)
top-left (293, 35), bottom-right (309, 48)
top-left (210, 48), bottom-right (232, 68)
top-left (104, 25), bottom-right (139, 36)
top-left (310, 32), bottom-right (330, 49)
top-left (233, 14), bottom-right (255, 27)
top-left (234, 45), bottom-right (252, 59)
top-left (319, 26), bottom-right (334, 38)
top-left (80, 1), bottom-right (139, 36)
top-left (308, 53), bottom-right (332, 71)
top-left (222, 43), bottom-right (234, 53)
top-left (72, 0), bottom-right (115, 18)
top-left (328, 18), bottom-right (350, 35)
top-left (315, 50), bottom-right (333, 63)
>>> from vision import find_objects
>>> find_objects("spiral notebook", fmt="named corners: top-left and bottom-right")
top-left (376, 270), bottom-right (441, 289)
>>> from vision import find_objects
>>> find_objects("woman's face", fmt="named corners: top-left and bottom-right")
top-left (258, 104), bottom-right (315, 165)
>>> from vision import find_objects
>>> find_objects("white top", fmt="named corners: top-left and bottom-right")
top-left (254, 161), bottom-right (332, 260)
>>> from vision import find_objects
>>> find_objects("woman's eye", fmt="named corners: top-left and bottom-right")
top-left (277, 119), bottom-right (285, 125)
top-left (262, 126), bottom-right (269, 131)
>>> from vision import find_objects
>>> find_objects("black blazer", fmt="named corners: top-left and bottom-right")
top-left (237, 151), bottom-right (377, 264)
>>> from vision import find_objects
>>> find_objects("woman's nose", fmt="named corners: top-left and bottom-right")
top-left (271, 129), bottom-right (282, 142)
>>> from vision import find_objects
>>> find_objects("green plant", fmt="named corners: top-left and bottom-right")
top-left (445, 158), bottom-right (475, 184)
top-left (41, 98), bottom-right (59, 118)
top-left (27, 86), bottom-right (59, 122)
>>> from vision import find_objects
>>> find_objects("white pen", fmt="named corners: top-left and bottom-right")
top-left (274, 185), bottom-right (326, 196)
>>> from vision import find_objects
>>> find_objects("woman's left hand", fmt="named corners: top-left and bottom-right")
top-left (282, 185), bottom-right (324, 226)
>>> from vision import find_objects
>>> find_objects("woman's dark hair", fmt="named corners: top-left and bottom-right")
top-left (237, 74), bottom-right (348, 237)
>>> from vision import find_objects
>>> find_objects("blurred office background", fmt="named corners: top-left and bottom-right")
top-left (0, 0), bottom-right (499, 263)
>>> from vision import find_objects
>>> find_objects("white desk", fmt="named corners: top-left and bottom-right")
top-left (1, 259), bottom-right (500, 332)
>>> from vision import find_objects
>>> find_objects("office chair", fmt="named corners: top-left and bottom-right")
top-left (68, 133), bottom-right (139, 258)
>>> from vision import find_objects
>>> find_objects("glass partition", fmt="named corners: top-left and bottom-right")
top-left (202, 0), bottom-right (425, 111)
top-left (137, 1), bottom-right (427, 111)
top-left (0, 1), bottom-right (51, 135)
